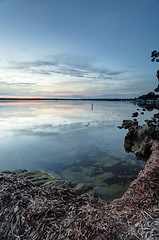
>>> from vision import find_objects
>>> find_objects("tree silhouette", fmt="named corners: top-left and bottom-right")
top-left (151, 50), bottom-right (159, 62)
top-left (151, 50), bottom-right (159, 92)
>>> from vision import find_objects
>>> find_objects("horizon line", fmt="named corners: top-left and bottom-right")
top-left (0, 97), bottom-right (136, 101)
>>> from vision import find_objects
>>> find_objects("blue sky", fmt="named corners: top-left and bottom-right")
top-left (0, 0), bottom-right (159, 98)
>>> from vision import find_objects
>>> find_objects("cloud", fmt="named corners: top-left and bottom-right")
top-left (8, 54), bottom-right (126, 80)
top-left (14, 122), bottom-right (85, 137)
top-left (0, 80), bottom-right (36, 87)
top-left (0, 54), bottom-right (140, 98)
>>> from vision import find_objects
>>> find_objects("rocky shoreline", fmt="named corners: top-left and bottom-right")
top-left (0, 120), bottom-right (159, 239)
top-left (1, 169), bottom-right (95, 196)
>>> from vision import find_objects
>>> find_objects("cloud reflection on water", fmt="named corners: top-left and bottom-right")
top-left (0, 100), bottom-right (156, 201)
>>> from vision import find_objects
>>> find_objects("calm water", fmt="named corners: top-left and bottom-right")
top-left (0, 100), bottom-right (157, 201)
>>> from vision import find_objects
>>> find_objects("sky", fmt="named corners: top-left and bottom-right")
top-left (0, 0), bottom-right (159, 99)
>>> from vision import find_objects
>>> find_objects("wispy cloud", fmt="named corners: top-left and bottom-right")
top-left (8, 54), bottom-right (126, 80)
top-left (0, 54), bottom-right (141, 98)
top-left (0, 80), bottom-right (36, 86)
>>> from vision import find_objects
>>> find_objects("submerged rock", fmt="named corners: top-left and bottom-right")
top-left (2, 169), bottom-right (94, 196)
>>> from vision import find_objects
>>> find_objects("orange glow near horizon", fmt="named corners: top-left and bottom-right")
top-left (0, 101), bottom-right (46, 106)
top-left (0, 92), bottom-right (91, 99)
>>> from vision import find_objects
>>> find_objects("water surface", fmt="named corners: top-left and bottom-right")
top-left (0, 100), bottom-right (157, 201)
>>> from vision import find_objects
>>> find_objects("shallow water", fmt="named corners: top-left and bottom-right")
top-left (0, 100), bottom-right (157, 201)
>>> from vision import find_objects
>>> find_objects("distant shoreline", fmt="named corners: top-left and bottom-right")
top-left (0, 97), bottom-right (136, 101)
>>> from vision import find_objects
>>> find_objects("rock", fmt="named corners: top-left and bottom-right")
top-left (141, 112), bottom-right (144, 115)
top-left (124, 124), bottom-right (156, 160)
top-left (132, 112), bottom-right (138, 117)
top-left (145, 120), bottom-right (155, 126)
top-left (118, 120), bottom-right (138, 129)
top-left (154, 84), bottom-right (159, 92)
top-left (2, 169), bottom-right (27, 174)
top-left (152, 118), bottom-right (157, 124)
top-left (154, 113), bottom-right (159, 119)
top-left (74, 182), bottom-right (94, 195)
top-left (3, 170), bottom-right (95, 196)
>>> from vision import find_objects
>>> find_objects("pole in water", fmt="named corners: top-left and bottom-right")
top-left (92, 103), bottom-right (93, 111)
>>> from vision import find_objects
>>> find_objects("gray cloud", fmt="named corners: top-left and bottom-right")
top-left (8, 54), bottom-right (126, 80)
top-left (0, 80), bottom-right (36, 86)
top-left (14, 122), bottom-right (84, 137)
